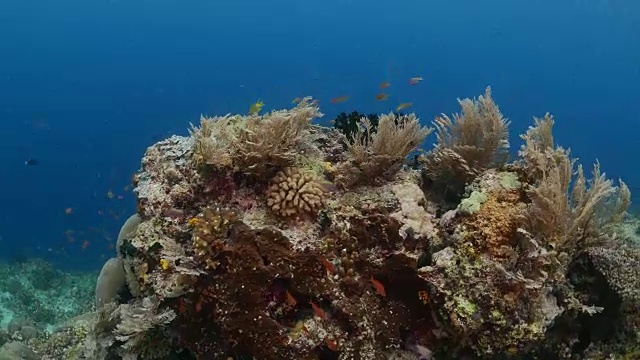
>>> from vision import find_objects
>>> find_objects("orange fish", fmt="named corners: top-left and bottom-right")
top-left (325, 336), bottom-right (338, 351)
top-left (319, 256), bottom-right (337, 275)
top-left (285, 291), bottom-right (297, 307)
top-left (370, 275), bottom-right (387, 297)
top-left (408, 76), bottom-right (423, 85)
top-left (309, 301), bottom-right (328, 319)
top-left (65, 207), bottom-right (73, 215)
top-left (81, 240), bottom-right (90, 251)
top-left (396, 102), bottom-right (413, 112)
top-left (178, 298), bottom-right (186, 314)
top-left (330, 96), bottom-right (349, 104)
top-left (418, 290), bottom-right (429, 304)
top-left (375, 93), bottom-right (389, 101)
top-left (379, 82), bottom-right (390, 89)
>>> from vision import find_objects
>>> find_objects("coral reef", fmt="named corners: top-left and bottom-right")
top-left (0, 259), bottom-right (94, 331)
top-left (29, 89), bottom-right (639, 359)
top-left (0, 259), bottom-right (95, 359)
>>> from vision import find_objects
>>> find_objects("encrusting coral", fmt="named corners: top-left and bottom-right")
top-left (46, 89), bottom-right (639, 360)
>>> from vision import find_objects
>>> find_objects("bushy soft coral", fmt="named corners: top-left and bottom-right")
top-left (519, 114), bottom-right (631, 255)
top-left (189, 97), bottom-right (322, 177)
top-left (335, 112), bottom-right (432, 186)
top-left (420, 86), bottom-right (510, 197)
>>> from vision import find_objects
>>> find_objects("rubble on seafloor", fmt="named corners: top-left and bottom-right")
top-left (25, 90), bottom-right (640, 359)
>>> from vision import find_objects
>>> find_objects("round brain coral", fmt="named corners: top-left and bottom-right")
top-left (266, 168), bottom-right (330, 218)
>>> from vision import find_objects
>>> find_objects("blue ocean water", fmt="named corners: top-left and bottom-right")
top-left (0, 0), bottom-right (638, 271)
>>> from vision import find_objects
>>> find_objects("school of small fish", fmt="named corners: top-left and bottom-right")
top-left (30, 74), bottom-right (425, 261)
top-left (60, 186), bottom-right (131, 258)
top-left (287, 75), bottom-right (424, 113)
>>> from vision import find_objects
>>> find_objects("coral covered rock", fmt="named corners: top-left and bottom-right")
top-left (76, 89), bottom-right (638, 360)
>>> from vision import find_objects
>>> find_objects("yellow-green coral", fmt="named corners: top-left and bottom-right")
top-left (29, 320), bottom-right (89, 359)
top-left (192, 207), bottom-right (238, 269)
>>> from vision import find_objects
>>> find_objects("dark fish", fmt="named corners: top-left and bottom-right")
top-left (25, 158), bottom-right (38, 166)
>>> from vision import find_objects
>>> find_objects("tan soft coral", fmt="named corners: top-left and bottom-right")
top-left (189, 97), bottom-right (322, 177)
top-left (518, 114), bottom-right (631, 253)
top-left (266, 168), bottom-right (331, 218)
top-left (336, 112), bottom-right (432, 186)
top-left (420, 86), bottom-right (510, 195)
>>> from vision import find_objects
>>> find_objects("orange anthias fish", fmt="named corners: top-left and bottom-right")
top-left (330, 96), bottom-right (349, 104)
top-left (370, 275), bottom-right (387, 297)
top-left (408, 76), bottom-right (423, 85)
top-left (65, 207), bottom-right (73, 215)
top-left (375, 93), bottom-right (389, 101)
top-left (81, 240), bottom-right (90, 251)
top-left (325, 336), bottom-right (338, 351)
top-left (285, 291), bottom-right (297, 307)
top-left (309, 301), bottom-right (328, 319)
top-left (320, 256), bottom-right (337, 275)
top-left (379, 82), bottom-right (391, 89)
top-left (396, 102), bottom-right (413, 112)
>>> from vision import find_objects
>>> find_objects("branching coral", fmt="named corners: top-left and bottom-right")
top-left (192, 206), bottom-right (238, 269)
top-left (336, 112), bottom-right (432, 186)
top-left (266, 167), bottom-right (331, 218)
top-left (189, 97), bottom-right (322, 176)
top-left (420, 86), bottom-right (510, 195)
